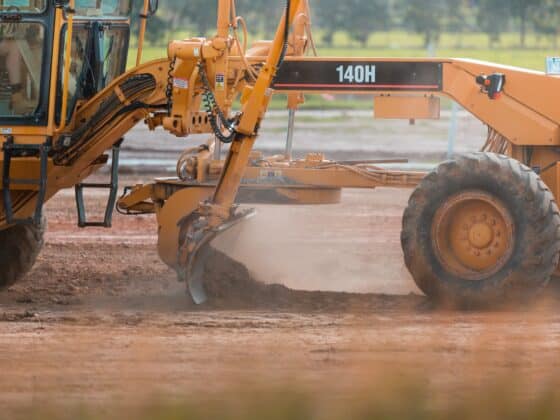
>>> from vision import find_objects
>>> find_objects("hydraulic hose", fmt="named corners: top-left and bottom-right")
top-left (276, 0), bottom-right (292, 70)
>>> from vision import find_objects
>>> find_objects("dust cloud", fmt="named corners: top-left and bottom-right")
top-left (210, 189), bottom-right (418, 295)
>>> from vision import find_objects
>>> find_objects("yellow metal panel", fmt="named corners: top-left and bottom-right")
top-left (155, 187), bottom-right (213, 269)
top-left (374, 95), bottom-right (440, 120)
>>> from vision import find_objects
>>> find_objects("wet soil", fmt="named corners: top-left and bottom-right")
top-left (2, 183), bottom-right (560, 408)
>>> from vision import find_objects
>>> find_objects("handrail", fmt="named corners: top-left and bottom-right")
top-left (57, 0), bottom-right (75, 133)
top-left (136, 0), bottom-right (149, 67)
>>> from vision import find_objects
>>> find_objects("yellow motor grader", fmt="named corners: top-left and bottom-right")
top-left (1, 0), bottom-right (560, 306)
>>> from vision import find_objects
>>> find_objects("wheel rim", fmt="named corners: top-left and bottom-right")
top-left (431, 190), bottom-right (515, 280)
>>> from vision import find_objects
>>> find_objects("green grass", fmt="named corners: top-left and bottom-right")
top-left (333, 29), bottom-right (558, 50)
top-left (130, 44), bottom-right (555, 72)
top-left (318, 47), bottom-right (553, 70)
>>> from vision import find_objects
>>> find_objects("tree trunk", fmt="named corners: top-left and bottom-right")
top-left (520, 6), bottom-right (527, 47)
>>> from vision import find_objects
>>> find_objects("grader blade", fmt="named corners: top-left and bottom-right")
top-left (181, 208), bottom-right (256, 304)
top-left (185, 237), bottom-right (213, 305)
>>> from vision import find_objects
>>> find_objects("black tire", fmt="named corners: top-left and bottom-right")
top-left (401, 152), bottom-right (560, 307)
top-left (0, 218), bottom-right (45, 289)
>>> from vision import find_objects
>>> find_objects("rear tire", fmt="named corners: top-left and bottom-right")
top-left (0, 219), bottom-right (45, 289)
top-left (401, 153), bottom-right (560, 307)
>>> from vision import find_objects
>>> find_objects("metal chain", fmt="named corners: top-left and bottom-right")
top-left (198, 62), bottom-right (238, 143)
top-left (165, 57), bottom-right (176, 114)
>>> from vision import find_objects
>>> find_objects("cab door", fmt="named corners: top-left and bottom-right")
top-left (0, 0), bottom-right (55, 125)
top-left (56, 0), bottom-right (131, 124)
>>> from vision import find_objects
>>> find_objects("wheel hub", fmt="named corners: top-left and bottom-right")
top-left (431, 190), bottom-right (514, 280)
top-left (468, 222), bottom-right (493, 249)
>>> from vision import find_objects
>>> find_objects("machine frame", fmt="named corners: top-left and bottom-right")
top-left (1, 0), bottom-right (560, 304)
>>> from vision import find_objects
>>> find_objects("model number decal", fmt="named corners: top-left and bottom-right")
top-left (335, 65), bottom-right (376, 84)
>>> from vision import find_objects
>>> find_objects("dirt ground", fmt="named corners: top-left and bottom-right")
top-left (0, 113), bottom-right (558, 413)
top-left (3, 181), bottom-right (560, 412)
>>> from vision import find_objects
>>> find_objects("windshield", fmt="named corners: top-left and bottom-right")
top-left (0, 22), bottom-right (44, 117)
top-left (0, 0), bottom-right (46, 13)
top-left (102, 27), bottom-right (128, 84)
top-left (75, 0), bottom-right (131, 17)
top-left (58, 25), bottom-right (128, 122)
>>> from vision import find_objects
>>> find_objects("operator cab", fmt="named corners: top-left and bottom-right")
top-left (0, 0), bottom-right (132, 125)
top-left (0, 0), bottom-right (48, 120)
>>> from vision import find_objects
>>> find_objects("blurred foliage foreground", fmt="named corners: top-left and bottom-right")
top-left (4, 374), bottom-right (560, 420)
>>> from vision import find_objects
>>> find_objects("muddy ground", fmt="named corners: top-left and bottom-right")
top-left (3, 185), bottom-right (560, 411)
top-left (2, 113), bottom-right (560, 412)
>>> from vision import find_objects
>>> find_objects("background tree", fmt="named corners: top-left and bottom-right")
top-left (444, 0), bottom-right (469, 32)
top-left (131, 0), bottom-right (560, 50)
top-left (511, 0), bottom-right (543, 46)
top-left (340, 0), bottom-right (389, 46)
top-left (477, 0), bottom-right (510, 47)
top-left (314, 0), bottom-right (347, 46)
top-left (530, 0), bottom-right (560, 47)
top-left (402, 0), bottom-right (446, 48)
top-left (236, 0), bottom-right (285, 38)
top-left (178, 0), bottom-right (219, 36)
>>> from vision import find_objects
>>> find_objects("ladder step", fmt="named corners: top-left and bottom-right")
top-left (2, 137), bottom-right (50, 226)
top-left (78, 182), bottom-right (113, 189)
top-left (9, 179), bottom-right (42, 185)
top-left (75, 142), bottom-right (121, 228)
top-left (77, 222), bottom-right (110, 227)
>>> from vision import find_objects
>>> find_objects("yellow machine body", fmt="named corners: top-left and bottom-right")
top-left (3, 0), bottom-right (560, 301)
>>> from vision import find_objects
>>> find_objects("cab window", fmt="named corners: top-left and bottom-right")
top-left (57, 24), bottom-right (129, 122)
top-left (62, 27), bottom-right (89, 121)
top-left (0, 0), bottom-right (46, 13)
top-left (0, 22), bottom-right (44, 117)
top-left (75, 0), bottom-right (131, 17)
top-left (102, 27), bottom-right (128, 84)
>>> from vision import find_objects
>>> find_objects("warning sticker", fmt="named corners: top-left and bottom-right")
top-left (173, 78), bottom-right (189, 89)
top-left (215, 73), bottom-right (225, 90)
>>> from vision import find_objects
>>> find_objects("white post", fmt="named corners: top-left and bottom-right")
top-left (447, 101), bottom-right (458, 159)
top-left (285, 109), bottom-right (296, 159)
